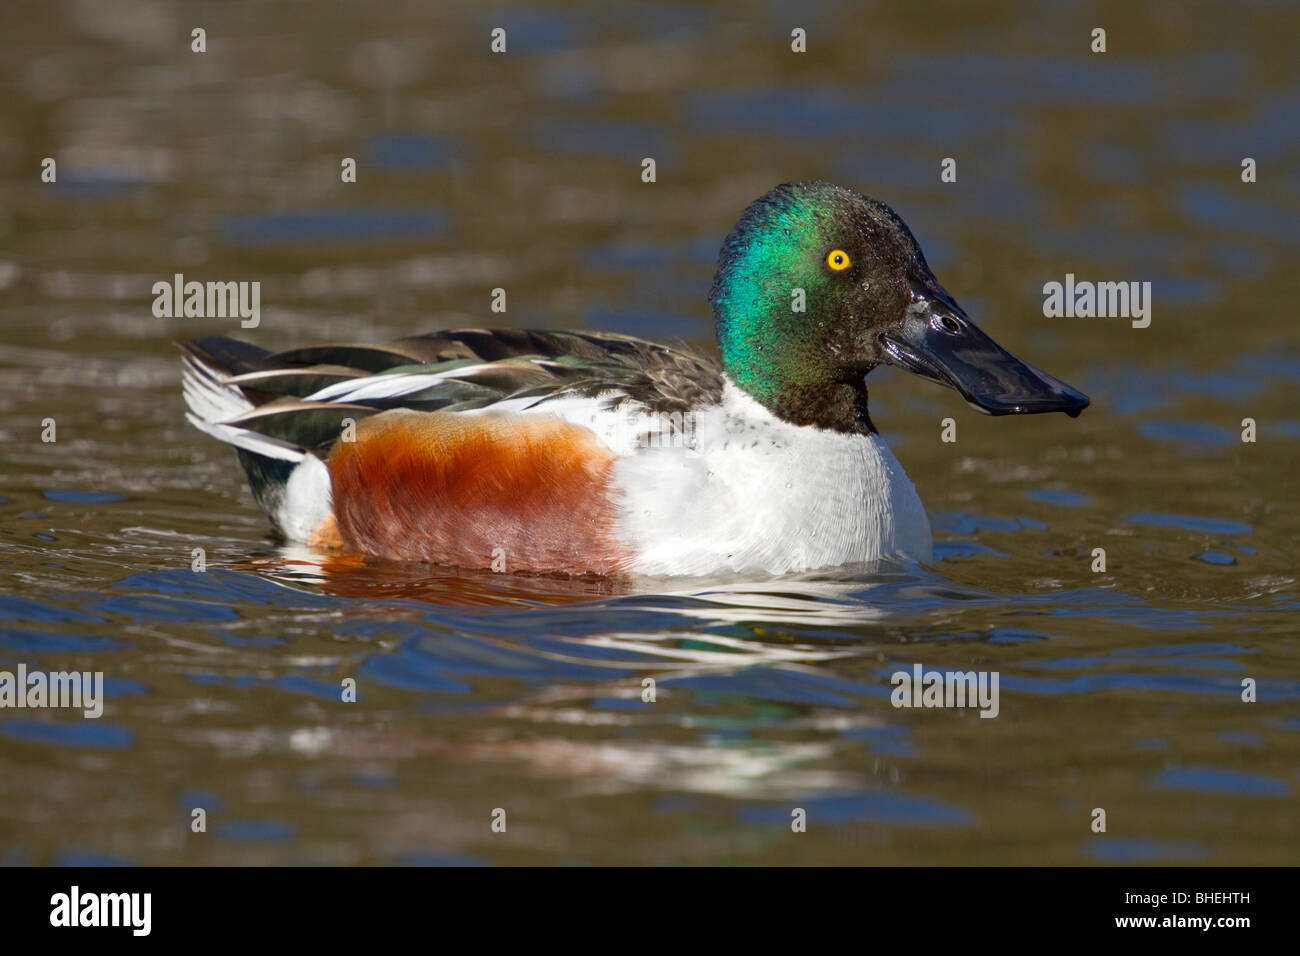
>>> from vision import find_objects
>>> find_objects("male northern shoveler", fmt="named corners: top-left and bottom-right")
top-left (182, 181), bottom-right (1088, 576)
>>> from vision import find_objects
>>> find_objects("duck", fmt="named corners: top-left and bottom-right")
top-left (182, 181), bottom-right (1088, 577)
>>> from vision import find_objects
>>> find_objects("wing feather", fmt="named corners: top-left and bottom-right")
top-left (183, 328), bottom-right (725, 457)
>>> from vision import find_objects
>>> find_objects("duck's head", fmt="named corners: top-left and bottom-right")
top-left (710, 181), bottom-right (1089, 433)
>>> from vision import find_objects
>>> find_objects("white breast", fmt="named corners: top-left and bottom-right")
top-left (609, 382), bottom-right (932, 576)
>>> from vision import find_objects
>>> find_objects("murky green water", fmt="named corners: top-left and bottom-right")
top-left (1, 0), bottom-right (1297, 864)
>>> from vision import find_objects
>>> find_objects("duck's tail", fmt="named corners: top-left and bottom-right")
top-left (179, 337), bottom-right (332, 540)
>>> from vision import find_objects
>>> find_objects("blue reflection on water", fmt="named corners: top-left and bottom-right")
top-left (215, 819), bottom-right (296, 843)
top-left (1, 721), bottom-right (132, 749)
top-left (42, 490), bottom-right (124, 503)
top-left (1086, 838), bottom-right (1207, 862)
top-left (363, 133), bottom-right (456, 171)
top-left (221, 209), bottom-right (450, 245)
top-left (1152, 766), bottom-right (1290, 797)
top-left (1125, 513), bottom-right (1252, 535)
top-left (1195, 550), bottom-right (1237, 566)
top-left (55, 850), bottom-right (133, 866)
top-left (1024, 488), bottom-right (1092, 507)
top-left (739, 789), bottom-right (974, 826)
top-left (1139, 421), bottom-right (1237, 447)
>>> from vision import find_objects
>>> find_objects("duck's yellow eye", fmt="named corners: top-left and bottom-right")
top-left (827, 249), bottom-right (851, 271)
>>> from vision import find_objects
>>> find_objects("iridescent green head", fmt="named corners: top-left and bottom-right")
top-left (709, 181), bottom-right (1089, 433)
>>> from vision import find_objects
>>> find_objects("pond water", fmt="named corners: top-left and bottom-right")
top-left (1, 0), bottom-right (1297, 864)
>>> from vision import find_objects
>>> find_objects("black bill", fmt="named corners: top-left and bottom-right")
top-left (879, 291), bottom-right (1089, 417)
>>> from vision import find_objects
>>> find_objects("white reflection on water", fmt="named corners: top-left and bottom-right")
top-left (634, 575), bottom-right (893, 627)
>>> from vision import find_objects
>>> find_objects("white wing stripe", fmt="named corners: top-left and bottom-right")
top-left (305, 364), bottom-right (509, 403)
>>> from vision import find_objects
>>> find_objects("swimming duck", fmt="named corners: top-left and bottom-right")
top-left (182, 181), bottom-right (1087, 576)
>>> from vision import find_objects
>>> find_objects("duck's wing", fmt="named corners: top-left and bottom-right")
top-left (181, 328), bottom-right (725, 455)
